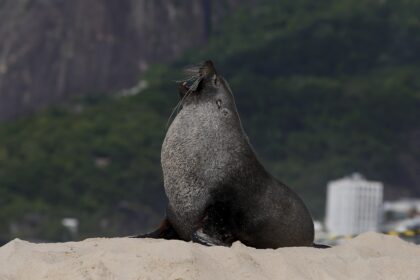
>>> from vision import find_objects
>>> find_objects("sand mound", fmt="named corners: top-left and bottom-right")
top-left (0, 232), bottom-right (419, 280)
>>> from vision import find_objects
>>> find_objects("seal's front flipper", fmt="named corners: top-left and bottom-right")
top-left (191, 201), bottom-right (236, 247)
top-left (191, 228), bottom-right (230, 246)
top-left (133, 217), bottom-right (180, 240)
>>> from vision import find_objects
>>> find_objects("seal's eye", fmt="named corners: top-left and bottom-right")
top-left (216, 99), bottom-right (222, 109)
top-left (213, 74), bottom-right (218, 87)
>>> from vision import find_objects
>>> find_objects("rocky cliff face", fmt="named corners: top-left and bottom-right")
top-left (0, 0), bottom-right (243, 120)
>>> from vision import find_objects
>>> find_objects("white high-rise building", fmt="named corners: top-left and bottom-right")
top-left (325, 173), bottom-right (383, 236)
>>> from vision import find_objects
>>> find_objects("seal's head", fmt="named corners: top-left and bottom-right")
top-left (177, 60), bottom-right (236, 116)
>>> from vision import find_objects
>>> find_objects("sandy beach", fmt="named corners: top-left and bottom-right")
top-left (0, 232), bottom-right (419, 280)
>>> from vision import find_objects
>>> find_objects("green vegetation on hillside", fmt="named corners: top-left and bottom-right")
top-left (0, 0), bottom-right (419, 241)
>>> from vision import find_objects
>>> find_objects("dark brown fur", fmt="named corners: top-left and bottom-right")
top-left (138, 61), bottom-right (328, 249)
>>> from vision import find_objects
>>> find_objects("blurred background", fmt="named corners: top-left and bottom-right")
top-left (0, 0), bottom-right (419, 245)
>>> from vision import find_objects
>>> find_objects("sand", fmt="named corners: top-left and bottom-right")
top-left (0, 232), bottom-right (419, 280)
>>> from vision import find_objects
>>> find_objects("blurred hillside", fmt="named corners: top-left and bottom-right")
top-left (0, 0), bottom-right (419, 241)
top-left (0, 0), bottom-right (246, 120)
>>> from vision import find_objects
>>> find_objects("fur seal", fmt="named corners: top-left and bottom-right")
top-left (139, 61), bottom-right (318, 249)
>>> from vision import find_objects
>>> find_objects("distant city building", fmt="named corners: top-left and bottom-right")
top-left (382, 199), bottom-right (420, 233)
top-left (383, 199), bottom-right (420, 217)
top-left (325, 173), bottom-right (383, 236)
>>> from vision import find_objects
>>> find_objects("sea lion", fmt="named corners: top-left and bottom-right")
top-left (139, 61), bottom-right (317, 249)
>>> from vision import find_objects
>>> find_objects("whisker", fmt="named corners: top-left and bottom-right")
top-left (165, 62), bottom-right (205, 128)
top-left (166, 87), bottom-right (194, 128)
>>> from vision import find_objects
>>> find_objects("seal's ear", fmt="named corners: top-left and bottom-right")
top-left (200, 60), bottom-right (217, 78)
top-left (178, 82), bottom-right (189, 98)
